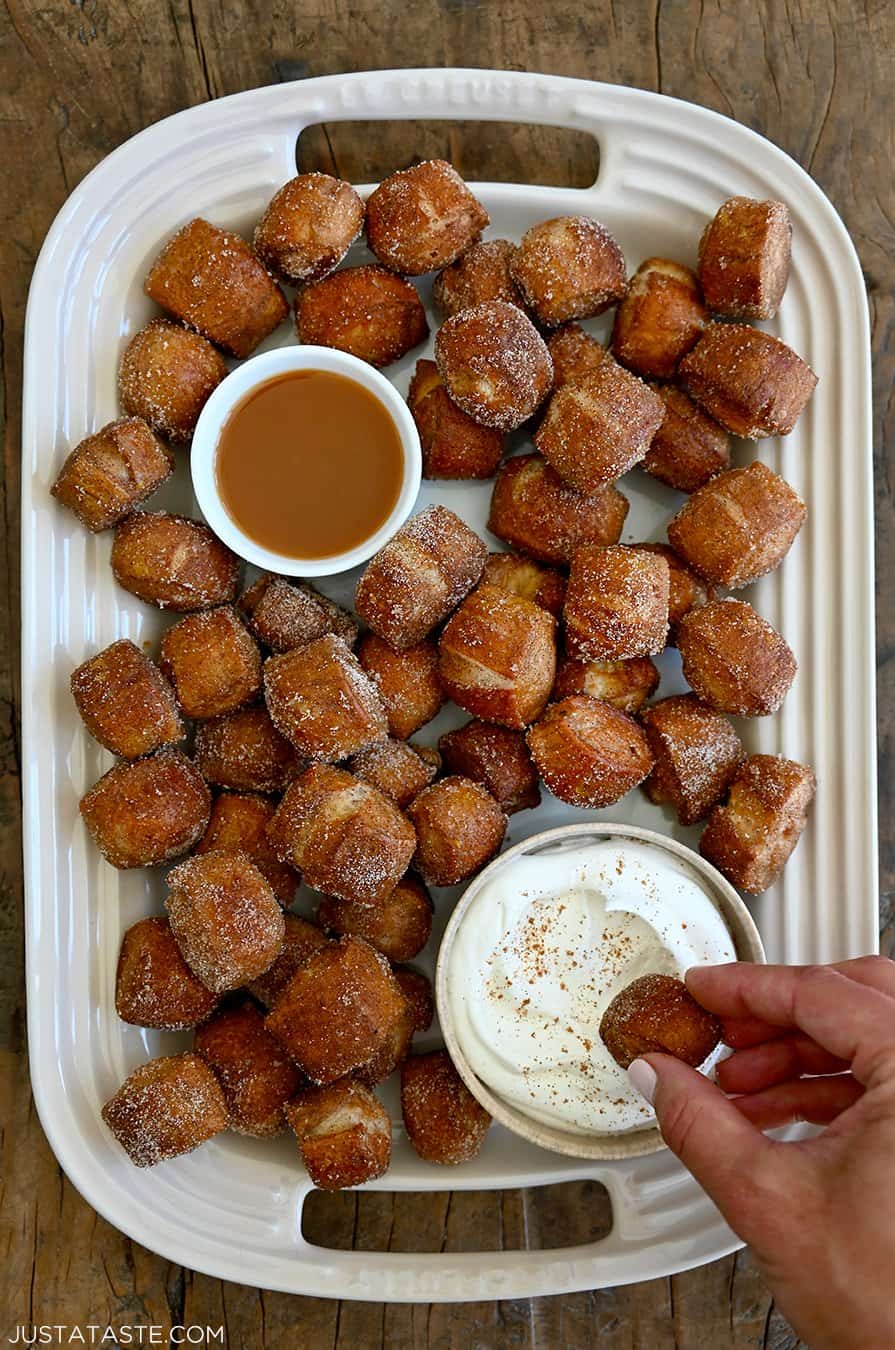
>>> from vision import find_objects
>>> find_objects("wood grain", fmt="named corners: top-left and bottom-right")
top-left (1, 1), bottom-right (891, 1345)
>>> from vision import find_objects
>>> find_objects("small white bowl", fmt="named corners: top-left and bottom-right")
top-left (436, 822), bottom-right (765, 1162)
top-left (190, 345), bottom-right (422, 577)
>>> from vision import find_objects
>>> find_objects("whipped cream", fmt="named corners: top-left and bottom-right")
top-left (444, 839), bottom-right (735, 1135)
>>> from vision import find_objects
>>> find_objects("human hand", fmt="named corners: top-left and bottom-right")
top-left (626, 957), bottom-right (895, 1350)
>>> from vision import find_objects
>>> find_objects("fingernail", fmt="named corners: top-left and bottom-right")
top-left (627, 1058), bottom-right (657, 1105)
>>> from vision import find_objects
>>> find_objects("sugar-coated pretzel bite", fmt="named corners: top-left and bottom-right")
top-left (488, 454), bottom-right (629, 567)
top-left (527, 695), bottom-right (654, 809)
top-left (667, 461), bottom-right (806, 590)
top-left (267, 764), bottom-right (416, 907)
top-left (115, 916), bottom-right (220, 1030)
top-left (194, 705), bottom-right (302, 793)
top-left (347, 738), bottom-right (439, 810)
top-left (111, 512), bottom-right (239, 612)
top-left (600, 974), bottom-right (722, 1070)
top-left (166, 848), bottom-right (285, 994)
top-left (394, 967), bottom-right (434, 1033)
top-left (535, 359), bottom-right (666, 493)
top-left (285, 1079), bottom-right (392, 1190)
top-left (546, 323), bottom-right (607, 391)
top-left (266, 934), bottom-right (406, 1083)
top-left (239, 574), bottom-right (358, 653)
top-left (253, 172), bottom-right (365, 284)
top-left (71, 639), bottom-right (182, 759)
top-left (433, 239), bottom-right (526, 318)
top-left (676, 599), bottom-right (797, 717)
top-left (438, 584), bottom-right (557, 730)
top-left (51, 417), bottom-right (174, 533)
top-left (434, 301), bottom-right (553, 431)
top-left (401, 1050), bottom-right (491, 1164)
top-left (481, 552), bottom-right (566, 617)
top-left (80, 748), bottom-right (210, 869)
top-left (264, 634), bottom-right (387, 763)
top-left (102, 1052), bottom-right (228, 1168)
top-left (365, 159), bottom-right (489, 275)
top-left (698, 196), bottom-right (792, 321)
top-left (679, 323), bottom-right (817, 439)
top-left (118, 319), bottom-right (228, 443)
top-left (610, 258), bottom-right (707, 379)
top-left (196, 792), bottom-right (298, 904)
top-left (144, 217), bottom-right (288, 358)
top-left (642, 385), bottom-right (730, 493)
top-left (353, 996), bottom-right (415, 1087)
top-left (641, 694), bottom-right (744, 826)
top-left (700, 753), bottom-right (816, 894)
top-left (159, 606), bottom-right (261, 720)
top-left (510, 216), bottom-right (627, 327)
top-left (247, 913), bottom-right (330, 1007)
top-left (193, 998), bottom-right (303, 1137)
top-left (632, 543), bottom-right (714, 640)
top-left (357, 633), bottom-right (445, 740)
top-left (295, 264), bottom-right (428, 368)
top-left (552, 654), bottom-right (659, 714)
top-left (438, 720), bottom-right (540, 815)
top-left (407, 359), bottom-right (504, 480)
top-left (564, 544), bottom-right (669, 662)
top-left (318, 874), bottom-right (433, 963)
top-left (407, 775), bottom-right (506, 886)
top-left (355, 504), bottom-right (488, 650)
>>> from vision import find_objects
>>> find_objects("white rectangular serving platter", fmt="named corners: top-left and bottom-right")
top-left (22, 69), bottom-right (877, 1303)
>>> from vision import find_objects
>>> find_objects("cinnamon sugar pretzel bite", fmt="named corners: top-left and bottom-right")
top-left (51, 417), bottom-right (174, 533)
top-left (641, 384), bottom-right (731, 493)
top-left (193, 705), bottom-right (302, 793)
top-left (317, 874), bottom-right (433, 963)
top-left (401, 1050), bottom-right (491, 1164)
top-left (160, 606), bottom-right (262, 720)
top-left (510, 216), bottom-right (627, 326)
top-left (365, 159), bottom-right (489, 275)
top-left (254, 172), bottom-right (365, 285)
top-left (239, 574), bottom-right (358, 653)
top-left (698, 197), bottom-right (792, 320)
top-left (564, 544), bottom-right (670, 662)
top-left (632, 543), bottom-right (714, 640)
top-left (610, 258), bottom-right (707, 379)
top-left (115, 917), bottom-right (220, 1031)
top-left (551, 654), bottom-right (659, 714)
top-left (71, 639), bottom-right (183, 759)
top-left (118, 319), bottom-right (228, 443)
top-left (102, 1052), bottom-right (228, 1168)
top-left (641, 694), bottom-right (745, 826)
top-left (481, 552), bottom-right (567, 617)
top-left (295, 264), bottom-right (428, 367)
top-left (600, 974), bottom-right (722, 1070)
top-left (433, 238), bottom-right (526, 318)
top-left (546, 323), bottom-right (607, 391)
top-left (527, 695), bottom-right (654, 809)
top-left (394, 967), bottom-right (434, 1033)
top-left (195, 792), bottom-right (298, 904)
top-left (80, 748), bottom-right (210, 869)
top-left (676, 599), bottom-right (797, 717)
top-left (487, 454), bottom-right (629, 566)
top-left (193, 998), bottom-right (304, 1137)
top-left (434, 300), bottom-right (553, 431)
top-left (247, 913), bottom-right (330, 1008)
top-left (264, 634), bottom-right (387, 763)
top-left (406, 775), bottom-right (506, 886)
top-left (111, 512), bottom-right (239, 612)
top-left (679, 324), bottom-right (817, 438)
top-left (700, 753), bottom-right (816, 893)
top-left (356, 634), bottom-right (445, 740)
top-left (407, 359), bottom-right (504, 480)
top-left (347, 738), bottom-right (439, 810)
top-left (438, 720), bottom-right (540, 815)
top-left (353, 995), bottom-right (416, 1087)
top-left (285, 1079), bottom-right (392, 1190)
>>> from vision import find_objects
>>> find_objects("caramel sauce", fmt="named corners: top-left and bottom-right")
top-left (216, 369), bottom-right (404, 559)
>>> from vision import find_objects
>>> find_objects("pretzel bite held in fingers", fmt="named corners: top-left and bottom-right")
top-left (433, 238), bottom-right (526, 318)
top-left (667, 461), bottom-right (806, 589)
top-left (347, 738), bottom-right (439, 810)
top-left (632, 543), bottom-right (714, 640)
top-left (438, 720), bottom-right (540, 815)
top-left (698, 196), bottom-right (792, 320)
top-left (510, 216), bottom-right (627, 326)
top-left (527, 696), bottom-right (653, 809)
top-left (193, 999), bottom-right (303, 1137)
top-left (365, 159), bottom-right (489, 274)
top-left (239, 574), bottom-right (358, 653)
top-left (247, 913), bottom-right (330, 1007)
top-left (193, 705), bottom-right (301, 793)
top-left (401, 1050), bottom-right (491, 1164)
top-left (115, 917), bottom-right (220, 1030)
top-left (166, 848), bottom-right (285, 994)
top-left (102, 1052), bottom-right (228, 1168)
top-left (111, 512), bottom-right (239, 612)
top-left (285, 1079), bottom-right (392, 1190)
top-left (600, 974), bottom-right (722, 1070)
top-left (318, 874), bottom-right (433, 963)
top-left (700, 753), bottom-right (816, 893)
top-left (564, 545), bottom-right (669, 661)
top-left (160, 606), bottom-right (261, 720)
top-left (80, 748), bottom-right (210, 869)
top-left (641, 384), bottom-right (731, 493)
top-left (535, 359), bottom-right (666, 493)
top-left (264, 634), bottom-right (387, 763)
top-left (266, 935), bottom-right (406, 1083)
top-left (394, 967), bottom-right (434, 1033)
top-left (434, 301), bottom-right (553, 431)
top-left (407, 776), bottom-right (506, 886)
top-left (295, 264), bottom-right (428, 367)
top-left (51, 417), bottom-right (174, 533)
top-left (357, 634), bottom-right (445, 740)
top-left (546, 323), bottom-right (607, 391)
top-left (71, 639), bottom-right (182, 759)
top-left (641, 694), bottom-right (744, 825)
top-left (253, 172), bottom-right (364, 284)
top-left (438, 584), bottom-right (557, 729)
top-left (677, 599), bottom-right (797, 716)
top-left (679, 324), bottom-right (817, 438)
top-left (551, 654), bottom-right (659, 714)
top-left (610, 258), bottom-right (707, 380)
top-left (267, 764), bottom-right (416, 907)
top-left (195, 792), bottom-right (298, 904)
top-left (481, 552), bottom-right (566, 616)
top-left (488, 453), bottom-right (629, 566)
top-left (408, 359), bottom-right (504, 480)
top-left (144, 217), bottom-right (288, 357)
top-left (118, 319), bottom-right (228, 443)
top-left (355, 504), bottom-right (487, 650)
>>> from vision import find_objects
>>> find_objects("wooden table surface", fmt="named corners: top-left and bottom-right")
top-left (1, 2), bottom-right (892, 1345)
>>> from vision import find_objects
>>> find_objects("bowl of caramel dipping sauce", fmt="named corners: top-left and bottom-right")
top-left (191, 346), bottom-right (422, 576)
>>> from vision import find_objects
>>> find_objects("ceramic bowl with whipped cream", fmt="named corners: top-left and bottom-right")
top-left (436, 822), bottom-right (765, 1161)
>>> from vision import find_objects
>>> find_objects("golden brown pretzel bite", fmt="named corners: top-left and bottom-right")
top-left (510, 216), bottom-right (627, 326)
top-left (356, 634), bottom-right (445, 740)
top-left (80, 748), bottom-right (210, 869)
top-left (551, 654), bottom-right (659, 714)
top-left (564, 544), bottom-right (670, 661)
top-left (394, 968), bottom-right (434, 1033)
top-left (254, 172), bottom-right (365, 284)
top-left (407, 359), bottom-right (504, 480)
top-left (407, 775), bottom-right (506, 886)
top-left (610, 258), bottom-right (707, 379)
top-left (365, 159), bottom-right (488, 274)
top-left (401, 1050), bottom-right (491, 1164)
top-left (481, 552), bottom-right (566, 616)
top-left (434, 300), bottom-right (553, 431)
top-left (700, 753), bottom-right (816, 893)
top-left (194, 998), bottom-right (304, 1137)
top-left (641, 384), bottom-right (730, 493)
top-left (160, 606), bottom-right (262, 720)
top-left (698, 196), bottom-right (792, 320)
top-left (600, 974), bottom-right (722, 1070)
top-left (102, 1052), bottom-right (228, 1167)
top-left (285, 1079), bottom-right (392, 1189)
top-left (347, 738), bottom-right (439, 810)
top-left (641, 694), bottom-right (744, 826)
top-left (488, 453), bottom-right (629, 566)
top-left (318, 874), bottom-right (433, 963)
top-left (679, 324), bottom-right (817, 438)
top-left (247, 913), bottom-right (330, 1007)
top-left (239, 574), bottom-right (358, 653)
top-left (438, 720), bottom-right (540, 815)
top-left (546, 323), bottom-right (607, 391)
top-left (433, 239), bottom-right (526, 318)
top-left (195, 792), bottom-right (298, 904)
top-left (193, 705), bottom-right (302, 793)
top-left (264, 634), bottom-right (387, 763)
top-left (115, 916), bottom-right (220, 1030)
top-left (111, 512), bottom-right (239, 612)
top-left (527, 695), bottom-right (654, 808)
top-left (144, 217), bottom-right (288, 357)
top-left (295, 264), bottom-right (428, 367)
top-left (353, 997), bottom-right (415, 1087)
top-left (631, 543), bottom-right (714, 641)
top-left (71, 639), bottom-right (183, 759)
top-left (118, 319), bottom-right (228, 443)
top-left (51, 417), bottom-right (174, 533)
top-left (676, 599), bottom-right (797, 717)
